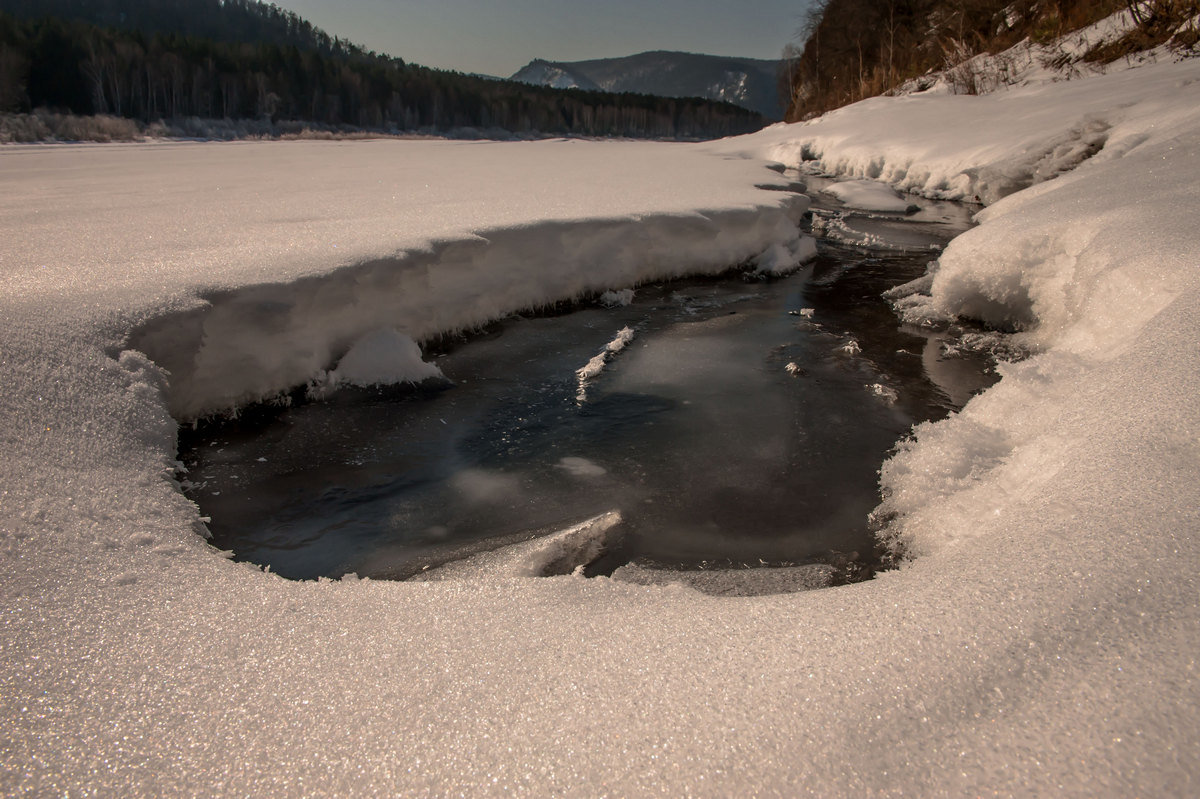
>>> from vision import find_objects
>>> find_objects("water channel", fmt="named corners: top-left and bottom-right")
top-left (179, 178), bottom-right (995, 588)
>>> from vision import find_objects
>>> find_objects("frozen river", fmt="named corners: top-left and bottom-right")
top-left (180, 184), bottom-right (993, 585)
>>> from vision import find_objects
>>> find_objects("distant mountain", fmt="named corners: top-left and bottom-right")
top-left (511, 60), bottom-right (601, 92)
top-left (511, 51), bottom-right (784, 119)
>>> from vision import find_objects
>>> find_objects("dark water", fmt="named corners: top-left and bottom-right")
top-left (180, 182), bottom-right (994, 581)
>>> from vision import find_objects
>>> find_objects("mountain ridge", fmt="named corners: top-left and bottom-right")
top-left (511, 50), bottom-right (784, 119)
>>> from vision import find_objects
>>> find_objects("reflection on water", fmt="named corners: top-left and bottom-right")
top-left (180, 184), bottom-right (996, 582)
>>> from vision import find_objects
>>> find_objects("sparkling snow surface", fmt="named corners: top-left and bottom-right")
top-left (4, 53), bottom-right (1200, 795)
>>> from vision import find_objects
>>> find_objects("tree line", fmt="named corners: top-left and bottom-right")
top-left (0, 0), bottom-right (351, 56)
top-left (0, 4), bottom-right (765, 139)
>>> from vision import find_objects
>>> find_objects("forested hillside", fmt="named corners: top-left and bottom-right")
top-left (782, 0), bottom-right (1200, 120)
top-left (0, 0), bottom-right (765, 140)
top-left (0, 0), bottom-right (347, 54)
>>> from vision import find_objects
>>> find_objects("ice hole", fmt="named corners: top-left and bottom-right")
top-left (174, 195), bottom-right (996, 593)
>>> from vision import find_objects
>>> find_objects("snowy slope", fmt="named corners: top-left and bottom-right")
top-left (3, 51), bottom-right (1200, 797)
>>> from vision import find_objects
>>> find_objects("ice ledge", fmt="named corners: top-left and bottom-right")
top-left (410, 511), bottom-right (624, 581)
top-left (127, 202), bottom-right (812, 421)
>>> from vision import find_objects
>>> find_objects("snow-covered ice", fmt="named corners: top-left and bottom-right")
top-left (821, 178), bottom-right (916, 212)
top-left (3, 45), bottom-right (1200, 795)
top-left (556, 456), bottom-right (608, 478)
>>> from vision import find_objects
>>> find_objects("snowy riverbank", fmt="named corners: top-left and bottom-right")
top-left (3, 54), bottom-right (1199, 796)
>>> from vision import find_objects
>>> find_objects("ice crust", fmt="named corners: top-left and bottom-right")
top-left (821, 178), bottom-right (915, 212)
top-left (413, 511), bottom-right (623, 580)
top-left (575, 325), bottom-right (636, 398)
top-left (3, 53), bottom-right (1200, 795)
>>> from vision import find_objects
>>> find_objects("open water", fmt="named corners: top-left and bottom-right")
top-left (180, 179), bottom-right (994, 583)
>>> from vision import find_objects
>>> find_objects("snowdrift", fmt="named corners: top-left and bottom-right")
top-left (3, 53), bottom-right (1199, 796)
top-left (129, 205), bottom-right (807, 420)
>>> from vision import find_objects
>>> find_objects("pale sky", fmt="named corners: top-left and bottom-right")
top-left (270, 0), bottom-right (809, 77)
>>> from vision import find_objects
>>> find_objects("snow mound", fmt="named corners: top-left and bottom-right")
top-left (328, 329), bottom-right (444, 387)
top-left (822, 179), bottom-right (915, 212)
top-left (752, 233), bottom-right (818, 274)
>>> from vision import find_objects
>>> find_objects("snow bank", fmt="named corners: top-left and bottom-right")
top-left (127, 202), bottom-right (804, 419)
top-left (70, 142), bottom-right (808, 420)
top-left (611, 561), bottom-right (834, 596)
top-left (722, 55), bottom-right (1200, 568)
top-left (4, 57), bottom-right (1200, 795)
top-left (747, 52), bottom-right (1199, 792)
top-left (741, 57), bottom-right (1200, 205)
top-left (870, 100), bottom-right (1200, 558)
